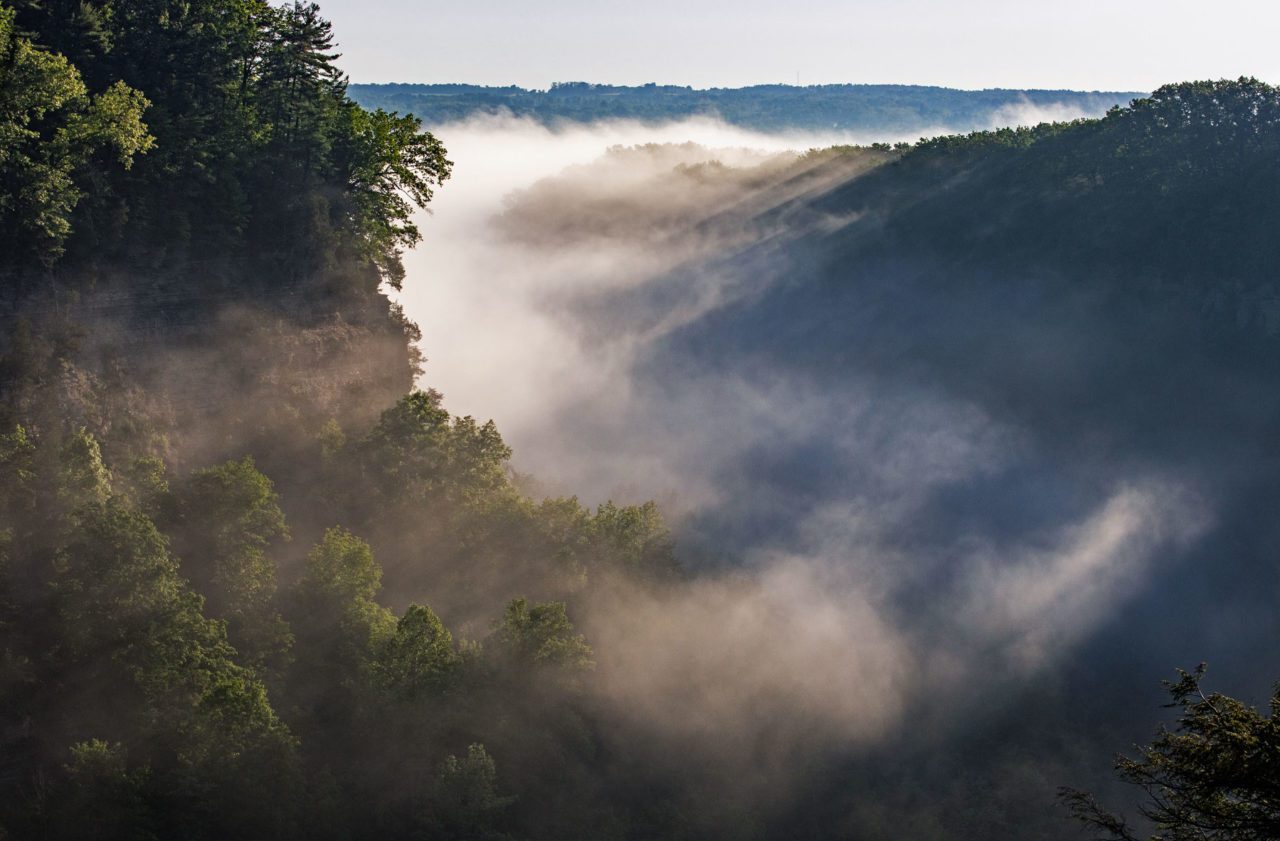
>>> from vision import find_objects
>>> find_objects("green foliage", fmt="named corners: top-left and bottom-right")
top-left (329, 390), bottom-right (682, 625)
top-left (361, 389), bottom-right (511, 508)
top-left (118, 455), bottom-right (169, 517)
top-left (371, 603), bottom-right (461, 699)
top-left (1062, 665), bottom-right (1280, 840)
top-left (0, 427), bottom-right (298, 838)
top-left (54, 502), bottom-right (286, 733)
top-left (589, 500), bottom-right (678, 577)
top-left (299, 525), bottom-right (385, 609)
top-left (169, 456), bottom-right (289, 615)
top-left (46, 741), bottom-right (156, 841)
top-left (491, 598), bottom-right (594, 673)
top-left (318, 417), bottom-right (346, 461)
top-left (56, 425), bottom-right (111, 510)
top-left (165, 456), bottom-right (291, 670)
top-left (3, 0), bottom-right (447, 289)
top-left (47, 497), bottom-right (298, 837)
top-left (258, 1), bottom-right (344, 150)
top-left (337, 105), bottom-right (452, 289)
top-left (291, 527), bottom-right (395, 680)
top-left (429, 744), bottom-right (514, 840)
top-left (0, 3), bottom-right (152, 266)
top-left (0, 425), bottom-right (36, 524)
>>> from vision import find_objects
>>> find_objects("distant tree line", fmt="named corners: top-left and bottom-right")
top-left (347, 81), bottom-right (1141, 133)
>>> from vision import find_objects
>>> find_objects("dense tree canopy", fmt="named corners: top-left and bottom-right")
top-left (1, 0), bottom-right (450, 293)
top-left (0, 5), bottom-right (151, 267)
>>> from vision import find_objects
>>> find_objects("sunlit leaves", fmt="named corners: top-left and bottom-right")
top-left (0, 6), bottom-right (151, 265)
top-left (371, 603), bottom-right (461, 699)
top-left (337, 106), bottom-right (452, 288)
top-left (491, 598), bottom-right (594, 674)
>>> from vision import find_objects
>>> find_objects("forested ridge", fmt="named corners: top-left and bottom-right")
top-left (346, 82), bottom-right (1139, 134)
top-left (3, 0), bottom-right (1280, 837)
top-left (0, 2), bottom-right (681, 838)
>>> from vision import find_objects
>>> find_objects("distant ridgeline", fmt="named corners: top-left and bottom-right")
top-left (347, 81), bottom-right (1144, 133)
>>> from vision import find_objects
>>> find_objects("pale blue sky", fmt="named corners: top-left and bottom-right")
top-left (320, 0), bottom-right (1279, 91)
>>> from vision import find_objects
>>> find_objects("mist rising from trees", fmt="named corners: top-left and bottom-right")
top-left (4, 0), bottom-right (1280, 837)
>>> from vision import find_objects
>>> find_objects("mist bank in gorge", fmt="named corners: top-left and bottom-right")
top-left (4, 0), bottom-right (1280, 837)
top-left (395, 98), bottom-right (1120, 472)
top-left (348, 81), bottom-right (1143, 134)
top-left (399, 78), bottom-right (1280, 836)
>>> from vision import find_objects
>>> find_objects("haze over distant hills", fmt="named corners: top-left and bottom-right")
top-left (347, 82), bottom-right (1145, 134)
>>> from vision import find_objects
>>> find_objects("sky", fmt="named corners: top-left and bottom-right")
top-left (320, 0), bottom-right (1279, 92)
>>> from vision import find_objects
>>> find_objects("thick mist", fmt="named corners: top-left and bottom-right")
top-left (397, 103), bottom-right (1118, 507)
top-left (388, 101), bottom-right (1274, 831)
top-left (396, 114), bottom-right (888, 486)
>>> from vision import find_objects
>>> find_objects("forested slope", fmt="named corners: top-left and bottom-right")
top-left (0, 3), bottom-right (678, 838)
top-left (654, 78), bottom-right (1280, 461)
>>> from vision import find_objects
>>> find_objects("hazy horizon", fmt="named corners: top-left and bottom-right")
top-left (321, 0), bottom-right (1279, 92)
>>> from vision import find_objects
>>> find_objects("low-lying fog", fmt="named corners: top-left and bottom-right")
top-left (387, 99), bottom-right (1275, 828)
top-left (398, 101), bottom-right (1108, 512)
top-left (398, 113), bottom-right (890, 487)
